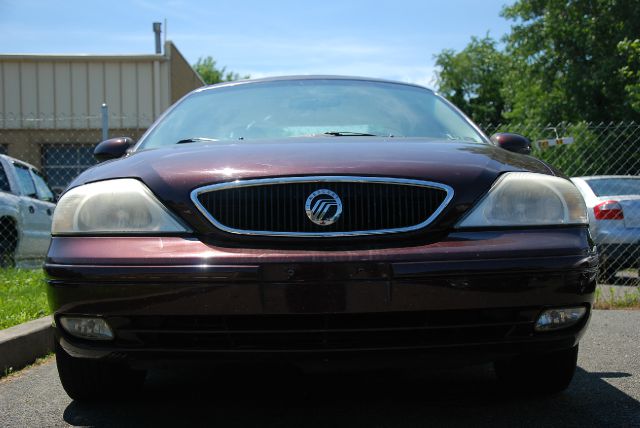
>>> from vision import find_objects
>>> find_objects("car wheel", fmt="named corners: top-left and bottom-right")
top-left (494, 345), bottom-right (578, 394)
top-left (55, 342), bottom-right (146, 401)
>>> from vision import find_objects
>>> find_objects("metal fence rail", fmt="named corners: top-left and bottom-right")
top-left (0, 119), bottom-right (638, 283)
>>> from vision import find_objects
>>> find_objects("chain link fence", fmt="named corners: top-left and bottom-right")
top-left (0, 119), bottom-right (639, 283)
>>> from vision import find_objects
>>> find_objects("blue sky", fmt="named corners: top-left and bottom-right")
top-left (0, 0), bottom-right (514, 88)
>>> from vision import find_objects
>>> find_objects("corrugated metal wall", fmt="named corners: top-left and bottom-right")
top-left (0, 42), bottom-right (203, 178)
top-left (0, 56), bottom-right (171, 129)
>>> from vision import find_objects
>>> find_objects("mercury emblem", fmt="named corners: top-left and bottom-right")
top-left (305, 189), bottom-right (343, 226)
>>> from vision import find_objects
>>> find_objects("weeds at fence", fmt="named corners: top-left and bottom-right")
top-left (594, 285), bottom-right (640, 309)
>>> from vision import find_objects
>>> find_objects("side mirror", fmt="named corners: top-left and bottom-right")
top-left (94, 137), bottom-right (135, 162)
top-left (490, 133), bottom-right (531, 155)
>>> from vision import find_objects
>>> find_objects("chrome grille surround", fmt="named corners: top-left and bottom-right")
top-left (190, 176), bottom-right (454, 237)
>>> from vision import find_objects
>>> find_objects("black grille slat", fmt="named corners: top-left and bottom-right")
top-left (112, 309), bottom-right (537, 351)
top-left (196, 178), bottom-right (449, 235)
top-left (124, 321), bottom-right (532, 335)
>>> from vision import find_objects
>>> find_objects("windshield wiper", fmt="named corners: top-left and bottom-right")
top-left (322, 131), bottom-right (378, 137)
top-left (176, 137), bottom-right (220, 144)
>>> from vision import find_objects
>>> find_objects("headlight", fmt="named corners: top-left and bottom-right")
top-left (456, 172), bottom-right (587, 227)
top-left (52, 179), bottom-right (190, 234)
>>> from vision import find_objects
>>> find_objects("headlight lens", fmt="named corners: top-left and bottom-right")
top-left (456, 172), bottom-right (588, 227)
top-left (52, 179), bottom-right (190, 234)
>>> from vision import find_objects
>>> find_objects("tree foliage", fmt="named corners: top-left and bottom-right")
top-left (193, 56), bottom-right (249, 85)
top-left (618, 38), bottom-right (640, 113)
top-left (500, 0), bottom-right (640, 125)
top-left (434, 36), bottom-right (506, 124)
top-left (434, 0), bottom-right (640, 126)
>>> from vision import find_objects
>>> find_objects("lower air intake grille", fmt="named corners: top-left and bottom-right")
top-left (109, 309), bottom-right (537, 352)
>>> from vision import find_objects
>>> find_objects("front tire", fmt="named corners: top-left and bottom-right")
top-left (55, 342), bottom-right (146, 401)
top-left (494, 345), bottom-right (578, 394)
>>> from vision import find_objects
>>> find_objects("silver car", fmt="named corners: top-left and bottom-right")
top-left (0, 154), bottom-right (56, 267)
top-left (571, 175), bottom-right (640, 282)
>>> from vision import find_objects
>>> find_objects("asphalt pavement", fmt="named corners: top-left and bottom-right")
top-left (1, 310), bottom-right (638, 427)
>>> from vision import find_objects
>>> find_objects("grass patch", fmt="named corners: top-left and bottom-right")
top-left (594, 285), bottom-right (640, 310)
top-left (0, 269), bottom-right (49, 330)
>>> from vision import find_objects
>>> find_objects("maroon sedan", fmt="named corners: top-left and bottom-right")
top-left (46, 76), bottom-right (596, 401)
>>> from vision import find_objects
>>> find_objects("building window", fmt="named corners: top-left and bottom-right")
top-left (0, 144), bottom-right (7, 155)
top-left (42, 144), bottom-right (98, 194)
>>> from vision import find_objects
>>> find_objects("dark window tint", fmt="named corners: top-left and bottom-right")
top-left (0, 163), bottom-right (11, 192)
top-left (585, 178), bottom-right (640, 196)
top-left (14, 163), bottom-right (37, 197)
top-left (31, 169), bottom-right (55, 202)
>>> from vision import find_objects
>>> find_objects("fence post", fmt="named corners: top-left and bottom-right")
top-left (101, 103), bottom-right (108, 141)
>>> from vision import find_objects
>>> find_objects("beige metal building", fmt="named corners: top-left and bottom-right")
top-left (0, 40), bottom-right (204, 192)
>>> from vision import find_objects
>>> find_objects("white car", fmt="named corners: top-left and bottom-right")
top-left (571, 175), bottom-right (640, 282)
top-left (0, 154), bottom-right (56, 267)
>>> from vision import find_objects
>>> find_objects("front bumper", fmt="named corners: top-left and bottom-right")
top-left (46, 228), bottom-right (597, 368)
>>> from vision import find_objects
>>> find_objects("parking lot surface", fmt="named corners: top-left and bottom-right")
top-left (0, 310), bottom-right (638, 427)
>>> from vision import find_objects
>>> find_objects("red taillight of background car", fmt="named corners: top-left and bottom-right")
top-left (593, 200), bottom-right (624, 220)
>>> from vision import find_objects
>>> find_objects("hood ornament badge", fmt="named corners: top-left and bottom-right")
top-left (305, 189), bottom-right (343, 226)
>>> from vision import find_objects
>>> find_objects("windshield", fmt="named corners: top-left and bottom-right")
top-left (585, 178), bottom-right (640, 197)
top-left (137, 79), bottom-right (487, 149)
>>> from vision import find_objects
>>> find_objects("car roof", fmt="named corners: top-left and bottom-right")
top-left (0, 153), bottom-right (39, 171)
top-left (194, 75), bottom-right (435, 94)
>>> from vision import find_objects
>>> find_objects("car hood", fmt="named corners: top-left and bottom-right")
top-left (69, 137), bottom-right (555, 233)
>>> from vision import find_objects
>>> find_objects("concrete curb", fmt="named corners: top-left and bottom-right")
top-left (0, 316), bottom-right (54, 375)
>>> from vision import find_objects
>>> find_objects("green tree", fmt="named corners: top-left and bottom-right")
top-left (500, 0), bottom-right (640, 125)
top-left (193, 56), bottom-right (249, 85)
top-left (618, 38), bottom-right (640, 113)
top-left (434, 36), bottom-right (506, 124)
